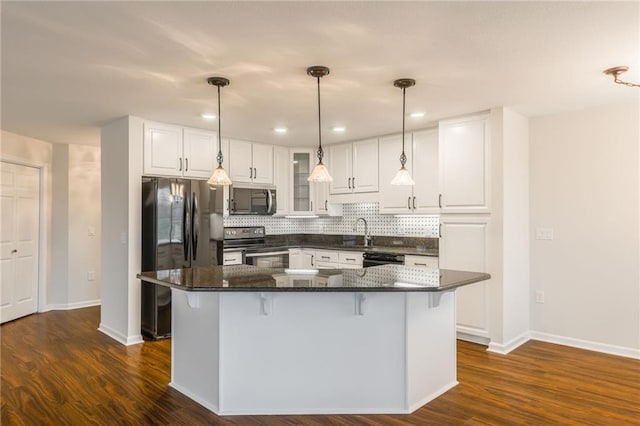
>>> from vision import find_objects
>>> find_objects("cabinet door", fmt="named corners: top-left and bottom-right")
top-left (404, 255), bottom-right (438, 269)
top-left (228, 139), bottom-right (253, 183)
top-left (412, 129), bottom-right (440, 213)
top-left (439, 216), bottom-right (490, 340)
top-left (183, 128), bottom-right (215, 179)
top-left (328, 143), bottom-right (353, 194)
top-left (252, 143), bottom-right (274, 184)
top-left (143, 122), bottom-right (183, 176)
top-left (273, 146), bottom-right (290, 215)
top-left (439, 115), bottom-right (490, 213)
top-left (301, 250), bottom-right (315, 268)
top-left (288, 249), bottom-right (302, 269)
top-left (352, 138), bottom-right (379, 193)
top-left (378, 134), bottom-right (413, 213)
top-left (290, 150), bottom-right (314, 214)
top-left (312, 181), bottom-right (328, 214)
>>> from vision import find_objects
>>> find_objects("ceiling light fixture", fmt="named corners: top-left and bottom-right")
top-left (391, 78), bottom-right (416, 186)
top-left (201, 113), bottom-right (216, 120)
top-left (307, 65), bottom-right (333, 182)
top-left (603, 66), bottom-right (640, 88)
top-left (410, 112), bottom-right (425, 118)
top-left (332, 126), bottom-right (346, 132)
top-left (274, 127), bottom-right (288, 133)
top-left (206, 77), bottom-right (232, 186)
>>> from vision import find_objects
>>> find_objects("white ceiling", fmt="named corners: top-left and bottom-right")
top-left (2, 1), bottom-right (638, 147)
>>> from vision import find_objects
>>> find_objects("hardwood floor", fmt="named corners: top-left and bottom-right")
top-left (2, 307), bottom-right (639, 425)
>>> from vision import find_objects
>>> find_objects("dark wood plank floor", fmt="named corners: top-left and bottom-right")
top-left (2, 306), bottom-right (639, 425)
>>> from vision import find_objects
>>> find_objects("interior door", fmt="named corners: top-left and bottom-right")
top-left (1, 162), bottom-right (40, 323)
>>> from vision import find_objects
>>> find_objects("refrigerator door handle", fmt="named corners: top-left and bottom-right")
top-left (182, 194), bottom-right (189, 262)
top-left (191, 192), bottom-right (199, 261)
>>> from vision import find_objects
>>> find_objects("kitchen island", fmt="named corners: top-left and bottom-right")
top-left (138, 265), bottom-right (490, 416)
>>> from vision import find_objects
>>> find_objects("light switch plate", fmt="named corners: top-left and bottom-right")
top-left (535, 228), bottom-right (554, 240)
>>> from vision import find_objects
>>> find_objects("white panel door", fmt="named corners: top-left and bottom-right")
top-left (183, 128), bottom-right (215, 179)
top-left (143, 121), bottom-right (183, 176)
top-left (352, 138), bottom-right (379, 193)
top-left (1, 162), bottom-right (40, 323)
top-left (439, 115), bottom-right (490, 213)
top-left (412, 129), bottom-right (440, 213)
top-left (228, 139), bottom-right (253, 183)
top-left (251, 143), bottom-right (274, 184)
top-left (378, 134), bottom-right (413, 213)
top-left (273, 146), bottom-right (290, 215)
top-left (439, 216), bottom-right (490, 339)
top-left (328, 143), bottom-right (352, 194)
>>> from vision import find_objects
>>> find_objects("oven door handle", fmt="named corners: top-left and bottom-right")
top-left (245, 251), bottom-right (289, 258)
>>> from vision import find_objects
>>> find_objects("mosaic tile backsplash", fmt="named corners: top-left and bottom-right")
top-left (224, 202), bottom-right (439, 238)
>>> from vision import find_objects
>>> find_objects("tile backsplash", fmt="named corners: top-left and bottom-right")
top-left (224, 202), bottom-right (439, 237)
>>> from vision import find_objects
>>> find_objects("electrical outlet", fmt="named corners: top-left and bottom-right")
top-left (87, 271), bottom-right (96, 281)
top-left (535, 290), bottom-right (545, 304)
top-left (535, 228), bottom-right (554, 240)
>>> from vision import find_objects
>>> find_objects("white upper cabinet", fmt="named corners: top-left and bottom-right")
top-left (290, 149), bottom-right (314, 214)
top-left (379, 129), bottom-right (439, 214)
top-left (312, 181), bottom-right (343, 216)
top-left (182, 127), bottom-right (216, 179)
top-left (328, 138), bottom-right (378, 195)
top-left (273, 146), bottom-right (290, 216)
top-left (229, 139), bottom-right (274, 184)
top-left (439, 114), bottom-right (490, 213)
top-left (143, 121), bottom-right (215, 178)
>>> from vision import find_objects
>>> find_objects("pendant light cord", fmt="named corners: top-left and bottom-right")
top-left (316, 76), bottom-right (324, 163)
top-left (400, 87), bottom-right (407, 168)
top-left (216, 85), bottom-right (223, 166)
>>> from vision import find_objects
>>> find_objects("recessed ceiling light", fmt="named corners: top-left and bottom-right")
top-left (410, 112), bottom-right (425, 118)
top-left (201, 113), bottom-right (216, 120)
top-left (274, 127), bottom-right (288, 134)
top-left (332, 126), bottom-right (346, 132)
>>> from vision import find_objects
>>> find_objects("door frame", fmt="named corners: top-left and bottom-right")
top-left (1, 155), bottom-right (49, 313)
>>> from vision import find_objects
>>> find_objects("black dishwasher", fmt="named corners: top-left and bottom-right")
top-left (362, 252), bottom-right (405, 267)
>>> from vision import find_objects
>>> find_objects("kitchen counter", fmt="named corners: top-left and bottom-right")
top-left (138, 264), bottom-right (486, 292)
top-left (236, 243), bottom-right (439, 257)
top-left (139, 264), bottom-right (489, 416)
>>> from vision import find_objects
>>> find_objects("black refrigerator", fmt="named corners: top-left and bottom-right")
top-left (141, 177), bottom-right (224, 339)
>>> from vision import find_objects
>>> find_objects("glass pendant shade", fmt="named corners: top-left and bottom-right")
top-left (307, 161), bottom-right (333, 182)
top-left (207, 165), bottom-right (232, 186)
top-left (391, 165), bottom-right (415, 185)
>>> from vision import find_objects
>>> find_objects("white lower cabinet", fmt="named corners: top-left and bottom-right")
top-left (338, 251), bottom-right (364, 269)
top-left (438, 216), bottom-right (490, 341)
top-left (289, 249), bottom-right (315, 269)
top-left (404, 255), bottom-right (439, 269)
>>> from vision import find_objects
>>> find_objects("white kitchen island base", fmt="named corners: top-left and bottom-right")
top-left (170, 289), bottom-right (457, 415)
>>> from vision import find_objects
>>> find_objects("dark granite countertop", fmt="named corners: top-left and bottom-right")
top-left (225, 243), bottom-right (438, 257)
top-left (137, 264), bottom-right (489, 293)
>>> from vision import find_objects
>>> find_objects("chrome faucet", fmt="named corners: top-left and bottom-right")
top-left (354, 218), bottom-right (372, 247)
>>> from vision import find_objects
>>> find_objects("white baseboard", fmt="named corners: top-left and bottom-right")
top-left (98, 323), bottom-right (144, 346)
top-left (170, 382), bottom-right (220, 415)
top-left (487, 331), bottom-right (531, 355)
top-left (456, 331), bottom-right (490, 346)
top-left (530, 331), bottom-right (640, 360)
top-left (408, 381), bottom-right (458, 413)
top-left (44, 299), bottom-right (101, 311)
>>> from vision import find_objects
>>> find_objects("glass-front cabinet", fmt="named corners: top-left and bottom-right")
top-left (290, 149), bottom-right (315, 214)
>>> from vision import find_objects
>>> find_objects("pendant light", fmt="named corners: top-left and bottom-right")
top-left (307, 66), bottom-right (333, 182)
top-left (391, 78), bottom-right (416, 186)
top-left (206, 76), bottom-right (232, 186)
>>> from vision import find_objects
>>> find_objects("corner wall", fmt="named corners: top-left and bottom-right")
top-left (530, 101), bottom-right (640, 357)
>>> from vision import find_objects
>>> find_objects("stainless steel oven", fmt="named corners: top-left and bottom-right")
top-left (223, 226), bottom-right (289, 268)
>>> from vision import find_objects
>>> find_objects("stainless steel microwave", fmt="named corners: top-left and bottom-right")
top-left (229, 184), bottom-right (277, 215)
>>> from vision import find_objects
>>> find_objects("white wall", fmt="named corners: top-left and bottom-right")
top-left (51, 144), bottom-right (69, 306)
top-left (530, 101), bottom-right (640, 355)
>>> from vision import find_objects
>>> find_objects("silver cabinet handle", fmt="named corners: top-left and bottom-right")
top-left (346, 258), bottom-right (356, 261)
top-left (11, 249), bottom-right (17, 254)
top-left (311, 255), bottom-right (314, 266)
top-left (439, 193), bottom-right (442, 208)
top-left (249, 167), bottom-right (253, 178)
top-left (348, 177), bottom-right (351, 189)
top-left (185, 158), bottom-right (189, 172)
top-left (413, 196), bottom-right (416, 210)
top-left (352, 177), bottom-right (355, 188)
top-left (325, 200), bottom-right (328, 210)
top-left (439, 224), bottom-right (442, 238)
top-left (321, 256), bottom-right (330, 259)
top-left (254, 167), bottom-right (257, 179)
top-left (179, 157), bottom-right (183, 171)
top-left (310, 200), bottom-right (313, 211)
top-left (408, 197), bottom-right (411, 209)
top-left (413, 262), bottom-right (427, 266)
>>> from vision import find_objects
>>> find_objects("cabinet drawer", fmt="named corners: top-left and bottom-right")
top-left (223, 251), bottom-right (243, 265)
top-left (404, 255), bottom-right (438, 269)
top-left (339, 251), bottom-right (364, 266)
top-left (315, 250), bottom-right (340, 264)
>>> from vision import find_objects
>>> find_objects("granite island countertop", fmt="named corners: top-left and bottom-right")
top-left (137, 264), bottom-right (489, 292)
